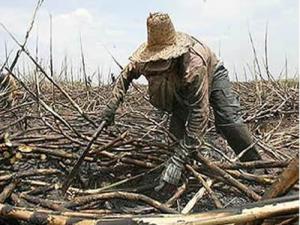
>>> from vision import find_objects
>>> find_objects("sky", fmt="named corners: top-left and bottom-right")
top-left (0, 0), bottom-right (298, 83)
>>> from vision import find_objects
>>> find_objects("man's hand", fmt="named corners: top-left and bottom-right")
top-left (154, 161), bottom-right (180, 197)
top-left (160, 160), bottom-right (184, 185)
top-left (102, 107), bottom-right (115, 126)
top-left (154, 180), bottom-right (177, 196)
top-left (155, 157), bottom-right (184, 195)
top-left (155, 141), bottom-right (190, 194)
top-left (101, 101), bottom-right (118, 126)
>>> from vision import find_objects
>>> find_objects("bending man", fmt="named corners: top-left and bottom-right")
top-left (102, 12), bottom-right (261, 190)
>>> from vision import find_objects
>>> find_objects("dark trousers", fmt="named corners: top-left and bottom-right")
top-left (169, 64), bottom-right (261, 161)
top-left (170, 63), bottom-right (242, 139)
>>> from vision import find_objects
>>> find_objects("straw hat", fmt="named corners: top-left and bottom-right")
top-left (130, 12), bottom-right (192, 63)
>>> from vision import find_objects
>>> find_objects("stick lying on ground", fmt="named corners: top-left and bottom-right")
top-left (247, 154), bottom-right (299, 225)
top-left (61, 121), bottom-right (107, 194)
top-left (0, 195), bottom-right (298, 225)
top-left (196, 152), bottom-right (262, 201)
top-left (0, 54), bottom-right (298, 222)
top-left (262, 154), bottom-right (299, 199)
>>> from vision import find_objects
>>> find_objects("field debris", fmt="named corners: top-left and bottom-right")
top-left (0, 1), bottom-right (299, 224)
top-left (0, 78), bottom-right (298, 224)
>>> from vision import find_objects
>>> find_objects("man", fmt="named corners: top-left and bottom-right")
top-left (0, 72), bottom-right (16, 108)
top-left (102, 12), bottom-right (261, 190)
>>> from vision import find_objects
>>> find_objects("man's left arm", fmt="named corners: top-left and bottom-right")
top-left (184, 65), bottom-right (210, 150)
top-left (160, 65), bottom-right (210, 187)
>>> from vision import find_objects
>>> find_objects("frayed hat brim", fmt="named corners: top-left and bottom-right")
top-left (130, 32), bottom-right (192, 63)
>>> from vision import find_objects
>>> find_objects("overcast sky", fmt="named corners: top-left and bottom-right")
top-left (0, 0), bottom-right (298, 83)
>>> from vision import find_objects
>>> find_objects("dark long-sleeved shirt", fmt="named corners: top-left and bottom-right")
top-left (111, 35), bottom-right (219, 148)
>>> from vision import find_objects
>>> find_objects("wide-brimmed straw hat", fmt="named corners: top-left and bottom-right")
top-left (130, 12), bottom-right (192, 63)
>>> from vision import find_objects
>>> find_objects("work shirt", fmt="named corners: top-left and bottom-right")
top-left (111, 35), bottom-right (219, 148)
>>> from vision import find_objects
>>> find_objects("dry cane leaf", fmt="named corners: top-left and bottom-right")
top-left (54, 183), bottom-right (60, 190)
top-left (40, 154), bottom-right (47, 161)
top-left (18, 145), bottom-right (33, 153)
top-left (15, 152), bottom-right (23, 160)
top-left (10, 156), bottom-right (16, 164)
top-left (4, 133), bottom-right (12, 147)
top-left (3, 151), bottom-right (11, 158)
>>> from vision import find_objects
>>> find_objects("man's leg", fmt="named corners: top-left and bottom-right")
top-left (209, 64), bottom-right (261, 162)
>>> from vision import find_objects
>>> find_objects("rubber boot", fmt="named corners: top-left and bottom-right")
top-left (217, 123), bottom-right (261, 162)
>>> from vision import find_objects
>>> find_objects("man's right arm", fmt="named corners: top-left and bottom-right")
top-left (102, 62), bottom-right (141, 125)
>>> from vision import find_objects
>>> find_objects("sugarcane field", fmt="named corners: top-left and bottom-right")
top-left (0, 1), bottom-right (299, 225)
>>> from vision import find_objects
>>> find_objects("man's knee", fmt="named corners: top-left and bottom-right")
top-left (210, 88), bottom-right (243, 126)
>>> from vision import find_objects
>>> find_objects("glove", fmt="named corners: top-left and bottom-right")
top-left (154, 179), bottom-right (177, 198)
top-left (102, 101), bottom-right (118, 126)
top-left (155, 143), bottom-right (189, 193)
top-left (154, 161), bottom-right (179, 197)
top-left (160, 158), bottom-right (184, 186)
